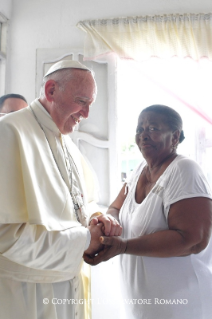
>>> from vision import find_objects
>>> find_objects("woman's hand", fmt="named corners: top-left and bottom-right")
top-left (89, 214), bottom-right (122, 237)
top-left (83, 236), bottom-right (127, 265)
top-left (89, 184), bottom-right (127, 237)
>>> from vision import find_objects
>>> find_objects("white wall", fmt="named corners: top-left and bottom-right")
top-left (0, 0), bottom-right (12, 19)
top-left (5, 0), bottom-right (212, 102)
top-left (0, 0), bottom-right (12, 95)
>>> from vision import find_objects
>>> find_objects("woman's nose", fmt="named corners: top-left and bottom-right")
top-left (139, 130), bottom-right (149, 140)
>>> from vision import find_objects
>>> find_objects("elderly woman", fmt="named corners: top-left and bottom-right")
top-left (85, 105), bottom-right (212, 319)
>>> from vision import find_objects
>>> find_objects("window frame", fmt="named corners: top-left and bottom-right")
top-left (0, 12), bottom-right (8, 96)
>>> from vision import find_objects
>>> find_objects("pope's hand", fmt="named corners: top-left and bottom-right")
top-left (83, 236), bottom-right (127, 265)
top-left (89, 214), bottom-right (122, 237)
top-left (84, 223), bottom-right (104, 256)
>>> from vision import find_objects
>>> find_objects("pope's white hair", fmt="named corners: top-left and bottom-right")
top-left (39, 68), bottom-right (96, 98)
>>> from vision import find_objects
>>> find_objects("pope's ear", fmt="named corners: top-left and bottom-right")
top-left (45, 80), bottom-right (57, 102)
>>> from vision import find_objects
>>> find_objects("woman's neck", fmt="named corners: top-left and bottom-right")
top-left (145, 152), bottom-right (177, 181)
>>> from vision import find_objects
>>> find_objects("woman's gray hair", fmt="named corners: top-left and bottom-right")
top-left (141, 104), bottom-right (185, 143)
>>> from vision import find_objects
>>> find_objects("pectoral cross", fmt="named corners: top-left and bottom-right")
top-left (74, 203), bottom-right (80, 211)
top-left (71, 193), bottom-right (81, 223)
top-left (72, 193), bottom-right (80, 212)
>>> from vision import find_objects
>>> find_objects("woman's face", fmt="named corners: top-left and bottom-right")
top-left (135, 111), bottom-right (178, 161)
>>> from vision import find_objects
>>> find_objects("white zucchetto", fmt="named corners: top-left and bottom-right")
top-left (44, 60), bottom-right (92, 77)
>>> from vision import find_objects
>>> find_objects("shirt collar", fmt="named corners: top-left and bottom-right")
top-left (29, 98), bottom-right (61, 137)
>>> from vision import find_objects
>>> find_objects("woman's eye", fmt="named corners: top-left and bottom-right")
top-left (136, 127), bottom-right (158, 134)
top-left (136, 128), bottom-right (143, 134)
top-left (149, 127), bottom-right (157, 131)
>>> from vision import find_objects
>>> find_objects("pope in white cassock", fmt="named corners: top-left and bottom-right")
top-left (0, 60), bottom-right (122, 319)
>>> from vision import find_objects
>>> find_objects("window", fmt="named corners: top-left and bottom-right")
top-left (0, 12), bottom-right (8, 96)
top-left (117, 57), bottom-right (212, 189)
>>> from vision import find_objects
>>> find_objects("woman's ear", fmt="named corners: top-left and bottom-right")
top-left (45, 80), bottom-right (56, 102)
top-left (172, 130), bottom-right (180, 145)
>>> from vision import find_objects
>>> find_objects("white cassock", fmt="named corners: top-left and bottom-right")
top-left (0, 99), bottom-right (99, 319)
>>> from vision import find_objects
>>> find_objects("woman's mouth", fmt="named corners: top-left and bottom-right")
top-left (141, 143), bottom-right (152, 148)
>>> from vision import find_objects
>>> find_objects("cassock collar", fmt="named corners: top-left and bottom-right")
top-left (30, 99), bottom-right (61, 137)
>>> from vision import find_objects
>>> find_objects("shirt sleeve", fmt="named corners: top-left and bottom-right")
top-left (125, 161), bottom-right (146, 191)
top-left (0, 223), bottom-right (90, 273)
top-left (163, 157), bottom-right (212, 219)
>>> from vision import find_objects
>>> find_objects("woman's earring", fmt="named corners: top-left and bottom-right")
top-left (172, 144), bottom-right (177, 152)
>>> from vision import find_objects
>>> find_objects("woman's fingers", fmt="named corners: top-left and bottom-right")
top-left (83, 236), bottom-right (127, 266)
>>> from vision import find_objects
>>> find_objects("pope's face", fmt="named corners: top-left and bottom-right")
top-left (49, 70), bottom-right (96, 134)
top-left (1, 98), bottom-right (27, 113)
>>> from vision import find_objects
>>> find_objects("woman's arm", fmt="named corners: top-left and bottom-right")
top-left (89, 184), bottom-right (127, 236)
top-left (84, 197), bottom-right (212, 265)
top-left (126, 197), bottom-right (212, 257)
top-left (106, 184), bottom-right (128, 220)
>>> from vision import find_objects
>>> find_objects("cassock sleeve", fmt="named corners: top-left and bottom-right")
top-left (0, 223), bottom-right (90, 273)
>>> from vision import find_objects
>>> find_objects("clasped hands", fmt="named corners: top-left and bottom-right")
top-left (84, 214), bottom-right (127, 265)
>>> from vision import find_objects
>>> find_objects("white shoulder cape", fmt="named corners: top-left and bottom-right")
top-left (0, 101), bottom-right (97, 230)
